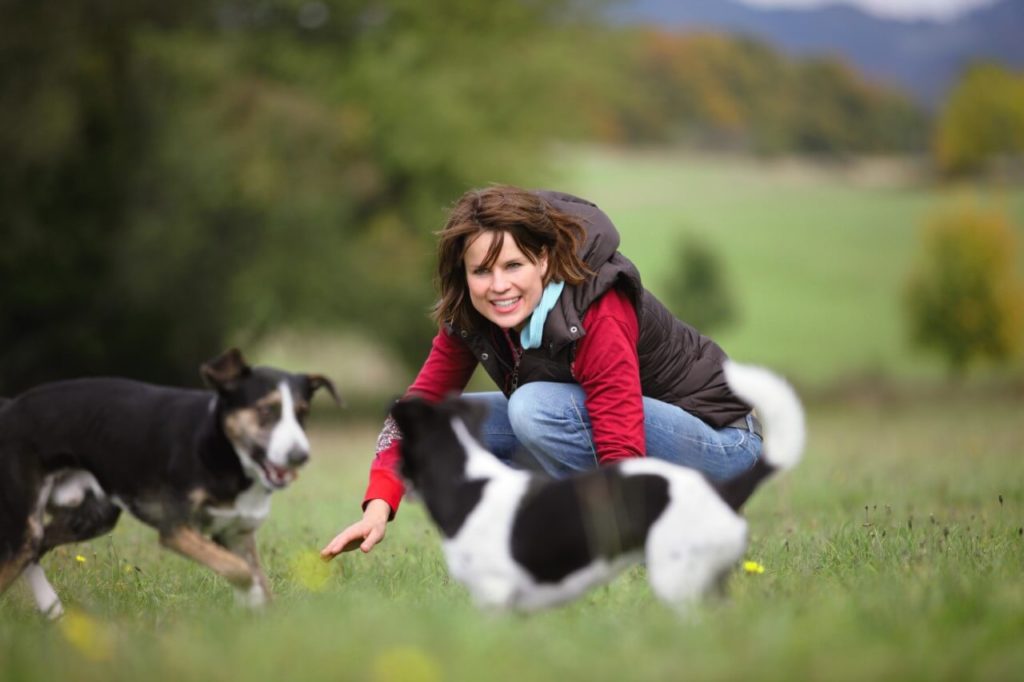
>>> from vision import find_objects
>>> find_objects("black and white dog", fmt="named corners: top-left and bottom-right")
top-left (0, 348), bottom-right (339, 618)
top-left (390, 361), bottom-right (804, 612)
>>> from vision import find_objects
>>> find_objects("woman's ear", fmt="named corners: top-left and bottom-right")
top-left (539, 249), bottom-right (550, 280)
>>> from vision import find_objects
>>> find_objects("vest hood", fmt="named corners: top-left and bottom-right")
top-left (538, 190), bottom-right (621, 270)
top-left (536, 191), bottom-right (641, 354)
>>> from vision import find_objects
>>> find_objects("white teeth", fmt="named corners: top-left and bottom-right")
top-left (493, 298), bottom-right (519, 310)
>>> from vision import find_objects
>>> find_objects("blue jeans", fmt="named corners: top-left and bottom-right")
top-left (464, 382), bottom-right (762, 481)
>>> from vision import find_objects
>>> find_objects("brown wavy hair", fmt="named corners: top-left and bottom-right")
top-left (433, 185), bottom-right (593, 330)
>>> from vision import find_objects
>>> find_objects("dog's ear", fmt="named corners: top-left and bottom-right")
top-left (201, 348), bottom-right (251, 391)
top-left (390, 397), bottom-right (435, 482)
top-left (305, 374), bottom-right (343, 407)
top-left (389, 396), bottom-right (434, 440)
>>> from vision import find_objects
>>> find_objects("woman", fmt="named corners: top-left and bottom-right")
top-left (321, 186), bottom-right (761, 558)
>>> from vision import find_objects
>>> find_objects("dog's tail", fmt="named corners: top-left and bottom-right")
top-left (713, 361), bottom-right (806, 511)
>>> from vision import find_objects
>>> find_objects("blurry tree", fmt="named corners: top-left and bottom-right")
top-left (933, 63), bottom-right (1024, 176)
top-left (661, 234), bottom-right (736, 335)
top-left (0, 0), bottom-right (599, 389)
top-left (0, 2), bottom-right (223, 388)
top-left (904, 205), bottom-right (1024, 375)
top-left (586, 29), bottom-right (927, 155)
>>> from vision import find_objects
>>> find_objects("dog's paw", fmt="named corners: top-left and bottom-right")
top-left (234, 582), bottom-right (268, 609)
top-left (42, 599), bottom-right (65, 621)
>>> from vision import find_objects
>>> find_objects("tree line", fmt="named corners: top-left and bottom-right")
top-left (584, 28), bottom-right (929, 155)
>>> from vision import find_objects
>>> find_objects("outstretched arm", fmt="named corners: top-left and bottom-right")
top-left (321, 327), bottom-right (477, 561)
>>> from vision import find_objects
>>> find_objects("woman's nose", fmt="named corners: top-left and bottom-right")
top-left (490, 269), bottom-right (509, 291)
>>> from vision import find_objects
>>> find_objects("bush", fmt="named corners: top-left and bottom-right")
top-left (904, 204), bottom-right (1024, 374)
top-left (661, 234), bottom-right (736, 335)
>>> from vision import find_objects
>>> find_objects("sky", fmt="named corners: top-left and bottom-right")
top-left (737, 0), bottom-right (1001, 21)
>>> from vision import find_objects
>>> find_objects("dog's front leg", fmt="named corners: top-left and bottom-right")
top-left (159, 526), bottom-right (263, 606)
top-left (219, 531), bottom-right (272, 607)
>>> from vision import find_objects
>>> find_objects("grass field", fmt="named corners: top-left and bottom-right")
top-left (557, 148), bottom-right (1024, 386)
top-left (3, 149), bottom-right (1024, 680)
top-left (2, 392), bottom-right (1023, 681)
top-left (254, 148), bottom-right (1024, 404)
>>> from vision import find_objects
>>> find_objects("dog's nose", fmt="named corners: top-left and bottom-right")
top-left (287, 447), bottom-right (309, 467)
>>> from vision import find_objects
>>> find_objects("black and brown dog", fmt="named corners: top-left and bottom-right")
top-left (0, 348), bottom-right (339, 618)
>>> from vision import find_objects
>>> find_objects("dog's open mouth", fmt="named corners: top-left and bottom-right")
top-left (259, 460), bottom-right (298, 489)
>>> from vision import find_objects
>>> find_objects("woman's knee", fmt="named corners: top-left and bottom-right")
top-left (506, 383), bottom-right (597, 476)
top-left (506, 382), bottom-right (552, 445)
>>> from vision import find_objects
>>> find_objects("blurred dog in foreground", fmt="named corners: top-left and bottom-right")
top-left (0, 349), bottom-right (339, 618)
top-left (391, 361), bottom-right (804, 613)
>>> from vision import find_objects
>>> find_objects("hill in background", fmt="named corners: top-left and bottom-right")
top-left (610, 0), bottom-right (1024, 106)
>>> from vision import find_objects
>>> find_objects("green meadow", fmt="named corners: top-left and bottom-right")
top-left (559, 148), bottom-right (1024, 386)
top-left (2, 150), bottom-right (1024, 681)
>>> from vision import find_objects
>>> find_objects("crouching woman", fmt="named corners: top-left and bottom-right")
top-left (321, 186), bottom-right (761, 558)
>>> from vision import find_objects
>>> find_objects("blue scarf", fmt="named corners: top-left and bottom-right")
top-left (520, 281), bottom-right (565, 350)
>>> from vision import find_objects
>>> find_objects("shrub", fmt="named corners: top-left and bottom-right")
top-left (904, 204), bottom-right (1024, 374)
top-left (661, 234), bottom-right (736, 335)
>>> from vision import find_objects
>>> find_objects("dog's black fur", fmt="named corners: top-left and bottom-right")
top-left (0, 348), bottom-right (338, 617)
top-left (395, 398), bottom-right (675, 584)
top-left (510, 470), bottom-right (671, 584)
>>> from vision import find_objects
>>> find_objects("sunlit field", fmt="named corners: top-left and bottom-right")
top-left (3, 150), bottom-right (1023, 681)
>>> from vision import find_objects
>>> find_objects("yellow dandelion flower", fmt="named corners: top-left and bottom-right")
top-left (289, 550), bottom-right (333, 592)
top-left (743, 560), bottom-right (765, 574)
top-left (372, 646), bottom-right (441, 682)
top-left (75, 555), bottom-right (86, 564)
top-left (59, 609), bottom-right (115, 661)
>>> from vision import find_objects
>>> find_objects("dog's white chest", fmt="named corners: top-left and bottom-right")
top-left (203, 485), bottom-right (272, 535)
top-left (442, 474), bottom-right (531, 608)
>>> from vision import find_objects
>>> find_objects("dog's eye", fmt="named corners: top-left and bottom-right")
top-left (256, 404), bottom-right (280, 426)
top-left (295, 406), bottom-right (309, 425)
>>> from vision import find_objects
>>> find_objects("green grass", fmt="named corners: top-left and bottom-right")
top-left (555, 148), bottom-right (1024, 386)
top-left (4, 150), bottom-right (1024, 680)
top-left (3, 396), bottom-right (1023, 681)
top-left (249, 148), bottom-right (1024, 406)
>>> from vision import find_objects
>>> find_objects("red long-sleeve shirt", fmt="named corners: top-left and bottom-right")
top-left (364, 288), bottom-right (645, 515)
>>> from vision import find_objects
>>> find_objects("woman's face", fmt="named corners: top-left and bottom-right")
top-left (464, 230), bottom-right (548, 330)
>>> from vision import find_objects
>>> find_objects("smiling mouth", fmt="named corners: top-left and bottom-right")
top-left (492, 297), bottom-right (521, 312)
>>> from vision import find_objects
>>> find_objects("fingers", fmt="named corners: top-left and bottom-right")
top-left (320, 526), bottom-right (362, 561)
top-left (320, 501), bottom-right (392, 561)
top-left (361, 525), bottom-right (385, 553)
top-left (320, 520), bottom-right (387, 560)
top-left (319, 540), bottom-right (339, 561)
top-left (342, 537), bottom-right (364, 553)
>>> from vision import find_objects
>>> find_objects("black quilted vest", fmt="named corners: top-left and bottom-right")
top-left (446, 190), bottom-right (750, 428)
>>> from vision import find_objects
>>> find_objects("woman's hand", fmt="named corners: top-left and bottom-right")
top-left (320, 498), bottom-right (392, 560)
